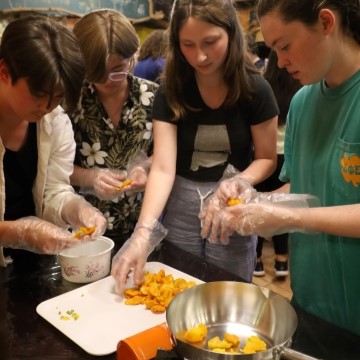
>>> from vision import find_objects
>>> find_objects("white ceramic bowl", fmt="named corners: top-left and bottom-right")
top-left (59, 236), bottom-right (114, 283)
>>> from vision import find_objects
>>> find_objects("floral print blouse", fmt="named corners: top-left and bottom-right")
top-left (70, 75), bottom-right (158, 239)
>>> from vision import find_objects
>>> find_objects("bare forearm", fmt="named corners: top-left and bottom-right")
top-left (239, 158), bottom-right (277, 186)
top-left (298, 204), bottom-right (360, 238)
top-left (70, 165), bottom-right (91, 187)
top-left (137, 168), bottom-right (175, 224)
top-left (0, 221), bottom-right (14, 247)
top-left (273, 182), bottom-right (290, 193)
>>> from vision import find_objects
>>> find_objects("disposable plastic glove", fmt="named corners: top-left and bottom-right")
top-left (218, 202), bottom-right (305, 240)
top-left (0, 217), bottom-right (86, 254)
top-left (61, 195), bottom-right (107, 238)
top-left (208, 193), bottom-right (320, 243)
top-left (199, 164), bottom-right (256, 242)
top-left (125, 149), bottom-right (152, 192)
top-left (79, 167), bottom-right (128, 200)
top-left (111, 217), bottom-right (168, 295)
top-left (213, 174), bottom-right (256, 204)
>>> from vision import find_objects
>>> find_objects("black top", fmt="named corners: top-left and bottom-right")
top-left (152, 74), bottom-right (279, 181)
top-left (4, 122), bottom-right (38, 220)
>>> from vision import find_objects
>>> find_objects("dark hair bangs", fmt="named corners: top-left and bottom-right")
top-left (27, 58), bottom-right (61, 98)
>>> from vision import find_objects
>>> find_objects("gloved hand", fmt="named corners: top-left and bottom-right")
top-left (0, 217), bottom-right (87, 254)
top-left (61, 195), bottom-right (107, 238)
top-left (111, 217), bottom-right (168, 295)
top-left (80, 167), bottom-right (128, 200)
top-left (126, 149), bottom-right (152, 192)
top-left (217, 202), bottom-right (305, 240)
top-left (204, 193), bottom-right (319, 243)
top-left (199, 165), bottom-right (255, 242)
top-left (212, 174), bottom-right (256, 205)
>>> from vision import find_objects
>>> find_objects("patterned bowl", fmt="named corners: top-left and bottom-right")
top-left (59, 236), bottom-right (114, 283)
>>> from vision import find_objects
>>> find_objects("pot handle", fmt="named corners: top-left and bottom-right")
top-left (276, 347), bottom-right (322, 360)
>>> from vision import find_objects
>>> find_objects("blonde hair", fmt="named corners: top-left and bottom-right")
top-left (73, 9), bottom-right (139, 83)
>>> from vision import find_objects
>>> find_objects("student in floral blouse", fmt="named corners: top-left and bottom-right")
top-left (70, 10), bottom-right (159, 241)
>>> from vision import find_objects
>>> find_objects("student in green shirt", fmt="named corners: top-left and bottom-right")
top-left (201, 0), bottom-right (360, 336)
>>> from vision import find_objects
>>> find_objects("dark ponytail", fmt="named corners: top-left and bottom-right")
top-left (257, 0), bottom-right (360, 45)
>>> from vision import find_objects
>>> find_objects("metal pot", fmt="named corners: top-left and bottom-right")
top-left (166, 281), bottom-right (320, 360)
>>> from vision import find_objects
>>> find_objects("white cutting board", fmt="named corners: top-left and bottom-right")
top-left (36, 262), bottom-right (202, 356)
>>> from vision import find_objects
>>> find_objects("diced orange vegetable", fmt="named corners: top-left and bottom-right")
top-left (185, 323), bottom-right (207, 343)
top-left (226, 198), bottom-right (244, 206)
top-left (245, 335), bottom-right (267, 351)
top-left (224, 333), bottom-right (240, 346)
top-left (123, 268), bottom-right (197, 314)
top-left (73, 226), bottom-right (96, 239)
top-left (116, 179), bottom-right (132, 191)
top-left (208, 336), bottom-right (233, 349)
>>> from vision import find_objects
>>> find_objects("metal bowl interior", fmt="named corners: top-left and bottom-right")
top-left (166, 281), bottom-right (298, 359)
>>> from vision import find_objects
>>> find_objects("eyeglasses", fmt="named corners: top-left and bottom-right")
top-left (107, 71), bottom-right (128, 81)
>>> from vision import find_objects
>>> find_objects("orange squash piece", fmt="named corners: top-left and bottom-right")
top-left (116, 179), bottom-right (132, 191)
top-left (226, 198), bottom-right (244, 206)
top-left (73, 226), bottom-right (96, 239)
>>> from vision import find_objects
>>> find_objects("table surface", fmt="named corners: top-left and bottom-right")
top-left (1, 240), bottom-right (359, 360)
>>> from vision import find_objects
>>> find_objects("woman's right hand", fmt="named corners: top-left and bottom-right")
top-left (0, 217), bottom-right (88, 254)
top-left (111, 217), bottom-right (168, 295)
top-left (92, 168), bottom-right (128, 199)
top-left (111, 227), bottom-right (152, 295)
top-left (200, 176), bottom-right (255, 241)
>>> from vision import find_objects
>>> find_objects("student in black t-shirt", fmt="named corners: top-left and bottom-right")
top-left (111, 0), bottom-right (279, 294)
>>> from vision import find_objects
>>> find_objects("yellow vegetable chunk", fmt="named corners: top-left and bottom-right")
top-left (123, 269), bottom-right (197, 314)
top-left (71, 312), bottom-right (80, 320)
top-left (73, 226), bottom-right (96, 239)
top-left (150, 304), bottom-right (166, 313)
top-left (124, 295), bottom-right (144, 305)
top-left (185, 323), bottom-right (207, 343)
top-left (116, 179), bottom-right (132, 191)
top-left (245, 335), bottom-right (267, 351)
top-left (242, 344), bottom-right (257, 354)
top-left (224, 333), bottom-right (240, 346)
top-left (226, 198), bottom-right (244, 206)
top-left (208, 336), bottom-right (233, 350)
top-left (197, 323), bottom-right (208, 337)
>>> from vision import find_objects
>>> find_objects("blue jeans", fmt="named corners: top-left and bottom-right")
top-left (162, 175), bottom-right (257, 282)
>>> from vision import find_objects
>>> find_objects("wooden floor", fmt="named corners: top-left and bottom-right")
top-left (251, 240), bottom-right (293, 300)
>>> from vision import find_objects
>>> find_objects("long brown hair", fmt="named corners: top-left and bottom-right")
top-left (165, 0), bottom-right (258, 120)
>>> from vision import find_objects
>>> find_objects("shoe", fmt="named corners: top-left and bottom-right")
top-left (253, 261), bottom-right (265, 277)
top-left (274, 260), bottom-right (289, 277)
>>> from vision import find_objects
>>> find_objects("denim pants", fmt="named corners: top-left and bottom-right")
top-left (162, 175), bottom-right (257, 282)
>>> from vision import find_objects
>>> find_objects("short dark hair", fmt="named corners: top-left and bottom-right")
top-left (0, 15), bottom-right (85, 113)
